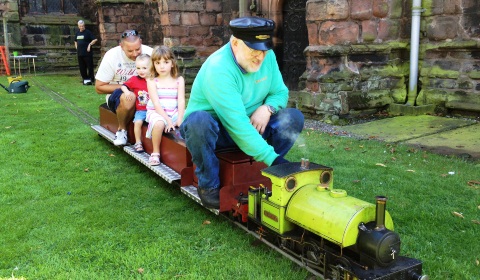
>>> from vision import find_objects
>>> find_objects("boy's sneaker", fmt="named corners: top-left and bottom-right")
top-left (113, 129), bottom-right (127, 146)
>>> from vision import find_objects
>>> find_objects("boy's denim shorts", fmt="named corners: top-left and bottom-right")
top-left (133, 110), bottom-right (147, 122)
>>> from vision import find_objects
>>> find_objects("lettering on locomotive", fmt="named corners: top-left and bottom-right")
top-left (263, 210), bottom-right (279, 222)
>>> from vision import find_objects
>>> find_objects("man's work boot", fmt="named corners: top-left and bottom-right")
top-left (197, 187), bottom-right (220, 209)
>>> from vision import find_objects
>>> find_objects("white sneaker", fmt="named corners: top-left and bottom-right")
top-left (113, 129), bottom-right (127, 146)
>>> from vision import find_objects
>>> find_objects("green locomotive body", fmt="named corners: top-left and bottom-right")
top-left (247, 160), bottom-right (426, 280)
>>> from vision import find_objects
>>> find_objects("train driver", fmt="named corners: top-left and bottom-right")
top-left (180, 16), bottom-right (304, 209)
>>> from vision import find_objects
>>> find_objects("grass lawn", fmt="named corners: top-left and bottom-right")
top-left (0, 74), bottom-right (479, 279)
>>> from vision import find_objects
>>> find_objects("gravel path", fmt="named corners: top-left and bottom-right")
top-left (303, 119), bottom-right (356, 138)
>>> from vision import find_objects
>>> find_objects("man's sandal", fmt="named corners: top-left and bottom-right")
top-left (149, 153), bottom-right (160, 166)
top-left (134, 142), bottom-right (144, 153)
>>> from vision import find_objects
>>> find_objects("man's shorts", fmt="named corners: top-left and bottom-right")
top-left (106, 88), bottom-right (123, 114)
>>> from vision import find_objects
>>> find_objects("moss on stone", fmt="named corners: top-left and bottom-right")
top-left (422, 65), bottom-right (460, 79)
top-left (21, 16), bottom-right (82, 25)
top-left (360, 65), bottom-right (405, 78)
top-left (423, 40), bottom-right (479, 51)
top-left (421, 0), bottom-right (434, 17)
top-left (178, 58), bottom-right (203, 69)
top-left (306, 42), bottom-right (408, 56)
top-left (391, 88), bottom-right (407, 103)
top-left (468, 71), bottom-right (480, 79)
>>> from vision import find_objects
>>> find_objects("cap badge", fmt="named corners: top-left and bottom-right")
top-left (255, 35), bottom-right (270, 40)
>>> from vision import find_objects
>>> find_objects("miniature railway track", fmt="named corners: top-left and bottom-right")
top-left (32, 77), bottom-right (98, 126)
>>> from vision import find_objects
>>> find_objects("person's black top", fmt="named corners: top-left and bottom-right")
top-left (75, 29), bottom-right (96, 57)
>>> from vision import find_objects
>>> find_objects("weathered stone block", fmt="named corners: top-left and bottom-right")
top-left (306, 0), bottom-right (348, 21)
top-left (391, 87), bottom-right (407, 103)
top-left (373, 0), bottom-right (389, 18)
top-left (320, 80), bottom-right (355, 92)
top-left (417, 88), bottom-right (448, 106)
top-left (189, 26), bottom-right (210, 37)
top-left (118, 23), bottom-right (130, 33)
top-left (468, 71), bottom-right (480, 79)
top-left (446, 91), bottom-right (480, 112)
top-left (428, 78), bottom-right (457, 89)
top-left (326, 0), bottom-right (349, 19)
top-left (351, 0), bottom-right (373, 20)
top-left (206, 0), bottom-right (222, 12)
top-left (204, 35), bottom-right (223, 46)
top-left (185, 0), bottom-right (205, 11)
top-left (181, 36), bottom-right (203, 46)
top-left (296, 91), bottom-right (315, 109)
top-left (422, 65), bottom-right (460, 79)
top-left (425, 0), bottom-right (446, 15)
top-left (181, 12), bottom-right (200, 25)
top-left (348, 90), bottom-right (394, 109)
top-left (426, 16), bottom-right (459, 40)
top-left (458, 79), bottom-right (473, 89)
top-left (361, 20), bottom-right (378, 42)
top-left (164, 26), bottom-right (188, 37)
top-left (306, 0), bottom-right (327, 21)
top-left (307, 23), bottom-right (318, 45)
top-left (433, 59), bottom-right (461, 71)
top-left (199, 13), bottom-right (217, 26)
top-left (377, 19), bottom-right (401, 41)
top-left (103, 7), bottom-right (116, 17)
top-left (389, 0), bottom-right (404, 19)
top-left (319, 21), bottom-right (359, 45)
top-left (306, 81), bottom-right (319, 92)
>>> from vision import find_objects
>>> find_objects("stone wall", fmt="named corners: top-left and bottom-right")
top-left (300, 0), bottom-right (410, 120)
top-left (416, 0), bottom-right (480, 115)
top-left (97, 0), bottom-right (160, 51)
top-left (2, 0), bottom-right (479, 118)
top-left (156, 0), bottom-right (232, 57)
top-left (1, 0), bottom-right (100, 74)
top-left (300, 0), bottom-right (480, 120)
top-left (94, 0), bottom-right (235, 91)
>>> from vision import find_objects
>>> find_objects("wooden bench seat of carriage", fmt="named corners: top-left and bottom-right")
top-left (97, 103), bottom-right (192, 183)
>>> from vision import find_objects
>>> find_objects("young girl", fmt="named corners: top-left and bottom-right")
top-left (120, 54), bottom-right (150, 152)
top-left (146, 46), bottom-right (185, 166)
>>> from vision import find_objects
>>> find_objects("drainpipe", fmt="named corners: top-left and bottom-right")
top-left (405, 0), bottom-right (423, 106)
top-left (239, 0), bottom-right (248, 17)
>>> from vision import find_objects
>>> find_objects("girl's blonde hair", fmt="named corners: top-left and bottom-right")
top-left (149, 45), bottom-right (179, 78)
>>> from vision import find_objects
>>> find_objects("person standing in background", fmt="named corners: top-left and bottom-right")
top-left (74, 20), bottom-right (97, 85)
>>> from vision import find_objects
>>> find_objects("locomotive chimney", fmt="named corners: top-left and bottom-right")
top-left (375, 196), bottom-right (387, 231)
top-left (300, 158), bottom-right (310, 169)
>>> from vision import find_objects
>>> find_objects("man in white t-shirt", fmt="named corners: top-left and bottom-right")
top-left (95, 30), bottom-right (153, 146)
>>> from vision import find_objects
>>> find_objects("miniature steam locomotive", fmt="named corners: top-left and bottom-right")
top-left (92, 103), bottom-right (428, 280)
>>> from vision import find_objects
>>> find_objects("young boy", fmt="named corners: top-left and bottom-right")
top-left (120, 54), bottom-right (151, 152)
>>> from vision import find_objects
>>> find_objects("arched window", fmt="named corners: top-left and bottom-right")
top-left (26, 0), bottom-right (78, 14)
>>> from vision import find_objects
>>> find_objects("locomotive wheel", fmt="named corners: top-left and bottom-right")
top-left (328, 257), bottom-right (351, 280)
top-left (302, 241), bottom-right (322, 265)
